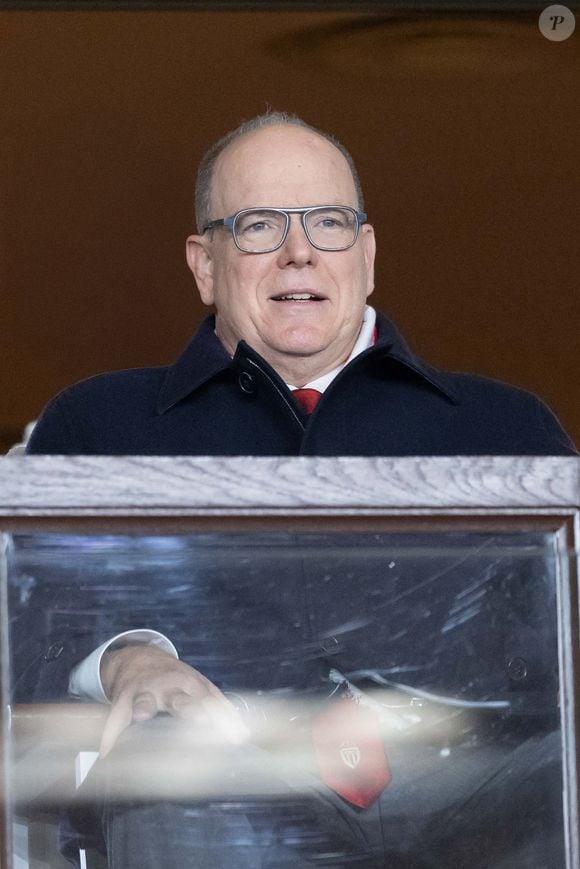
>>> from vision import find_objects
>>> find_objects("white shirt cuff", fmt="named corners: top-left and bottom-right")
top-left (68, 629), bottom-right (179, 703)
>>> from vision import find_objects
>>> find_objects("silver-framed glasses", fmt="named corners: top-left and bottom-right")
top-left (202, 205), bottom-right (367, 253)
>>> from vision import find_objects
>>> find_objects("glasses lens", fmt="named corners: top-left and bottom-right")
top-left (234, 210), bottom-right (286, 252)
top-left (305, 207), bottom-right (358, 250)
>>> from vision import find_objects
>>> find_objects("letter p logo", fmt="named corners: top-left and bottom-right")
top-left (539, 5), bottom-right (576, 40)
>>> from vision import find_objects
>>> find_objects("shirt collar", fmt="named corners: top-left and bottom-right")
top-left (288, 305), bottom-right (376, 393)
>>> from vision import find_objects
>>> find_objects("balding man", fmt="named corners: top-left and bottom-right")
top-left (26, 112), bottom-right (576, 868)
top-left (28, 112), bottom-right (574, 461)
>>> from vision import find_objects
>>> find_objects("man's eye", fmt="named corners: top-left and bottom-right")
top-left (311, 209), bottom-right (351, 230)
top-left (239, 220), bottom-right (271, 235)
top-left (314, 216), bottom-right (344, 230)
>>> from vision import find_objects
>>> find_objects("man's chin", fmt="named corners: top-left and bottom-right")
top-left (268, 328), bottom-right (330, 357)
top-left (271, 341), bottom-right (328, 359)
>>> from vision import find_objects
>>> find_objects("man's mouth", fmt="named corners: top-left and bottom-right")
top-left (271, 292), bottom-right (324, 302)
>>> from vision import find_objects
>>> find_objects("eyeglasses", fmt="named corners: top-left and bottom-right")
top-left (202, 206), bottom-right (367, 254)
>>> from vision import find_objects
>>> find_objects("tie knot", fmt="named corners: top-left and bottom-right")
top-left (293, 388), bottom-right (321, 415)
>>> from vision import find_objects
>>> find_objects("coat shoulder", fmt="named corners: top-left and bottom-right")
top-left (431, 369), bottom-right (577, 455)
top-left (26, 366), bottom-right (168, 455)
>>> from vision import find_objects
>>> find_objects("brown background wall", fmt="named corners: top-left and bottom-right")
top-left (1, 9), bottom-right (578, 451)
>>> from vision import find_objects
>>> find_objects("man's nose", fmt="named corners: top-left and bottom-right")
top-left (277, 215), bottom-right (317, 265)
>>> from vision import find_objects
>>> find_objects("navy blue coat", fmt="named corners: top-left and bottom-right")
top-left (19, 311), bottom-right (576, 701)
top-left (27, 313), bottom-right (576, 456)
top-left (20, 313), bottom-right (575, 866)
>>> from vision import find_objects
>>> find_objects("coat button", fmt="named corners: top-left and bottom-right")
top-left (507, 657), bottom-right (528, 681)
top-left (238, 371), bottom-right (256, 394)
top-left (44, 642), bottom-right (64, 662)
top-left (320, 636), bottom-right (340, 655)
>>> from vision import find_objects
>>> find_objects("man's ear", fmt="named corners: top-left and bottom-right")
top-left (361, 223), bottom-right (376, 298)
top-left (186, 235), bottom-right (215, 306)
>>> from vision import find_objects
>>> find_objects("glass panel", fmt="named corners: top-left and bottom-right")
top-left (2, 528), bottom-right (570, 867)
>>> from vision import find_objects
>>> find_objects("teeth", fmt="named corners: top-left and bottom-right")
top-left (277, 293), bottom-right (316, 301)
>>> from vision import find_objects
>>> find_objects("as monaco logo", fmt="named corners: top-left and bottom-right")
top-left (340, 744), bottom-right (361, 769)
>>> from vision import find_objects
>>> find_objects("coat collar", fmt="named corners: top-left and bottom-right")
top-left (157, 312), bottom-right (459, 414)
top-left (156, 316), bottom-right (231, 414)
top-left (372, 312), bottom-right (460, 405)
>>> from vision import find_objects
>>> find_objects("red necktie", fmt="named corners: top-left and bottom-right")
top-left (312, 696), bottom-right (391, 809)
top-left (293, 388), bottom-right (321, 414)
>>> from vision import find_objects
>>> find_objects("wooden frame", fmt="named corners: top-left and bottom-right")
top-left (0, 455), bottom-right (578, 868)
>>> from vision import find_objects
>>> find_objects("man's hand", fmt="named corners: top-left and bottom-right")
top-left (99, 645), bottom-right (249, 756)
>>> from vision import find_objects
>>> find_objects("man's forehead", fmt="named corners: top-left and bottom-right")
top-left (211, 125), bottom-right (356, 214)
top-left (220, 124), bottom-right (337, 156)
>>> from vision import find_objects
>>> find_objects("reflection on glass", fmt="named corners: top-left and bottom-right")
top-left (4, 531), bottom-right (566, 867)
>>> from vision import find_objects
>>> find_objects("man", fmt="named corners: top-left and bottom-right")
top-left (25, 112), bottom-right (576, 867)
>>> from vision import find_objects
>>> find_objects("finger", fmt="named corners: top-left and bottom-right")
top-left (201, 694), bottom-right (251, 745)
top-left (195, 672), bottom-right (240, 711)
top-left (166, 688), bottom-right (250, 744)
top-left (131, 691), bottom-right (160, 722)
top-left (99, 693), bottom-right (134, 758)
top-left (166, 690), bottom-right (200, 718)
top-left (161, 669), bottom-right (233, 714)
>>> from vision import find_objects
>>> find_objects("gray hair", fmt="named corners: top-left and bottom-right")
top-left (194, 111), bottom-right (365, 233)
